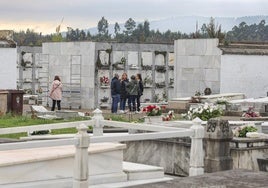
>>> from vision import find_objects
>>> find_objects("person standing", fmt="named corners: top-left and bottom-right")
top-left (119, 73), bottom-right (129, 113)
top-left (126, 75), bottom-right (139, 112)
top-left (49, 75), bottom-right (63, 111)
top-left (111, 73), bottom-right (121, 113)
top-left (136, 73), bottom-right (144, 112)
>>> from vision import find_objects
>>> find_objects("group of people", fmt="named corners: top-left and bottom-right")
top-left (48, 73), bottom-right (144, 114)
top-left (111, 73), bottom-right (144, 114)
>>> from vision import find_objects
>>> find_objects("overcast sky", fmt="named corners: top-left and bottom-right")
top-left (0, 0), bottom-right (267, 34)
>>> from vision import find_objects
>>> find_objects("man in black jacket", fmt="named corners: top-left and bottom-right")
top-left (111, 73), bottom-right (121, 113)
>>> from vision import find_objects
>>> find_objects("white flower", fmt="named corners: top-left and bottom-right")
top-left (193, 108), bottom-right (198, 113)
top-left (204, 103), bottom-right (209, 110)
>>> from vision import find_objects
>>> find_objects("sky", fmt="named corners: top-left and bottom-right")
top-left (0, 0), bottom-right (267, 34)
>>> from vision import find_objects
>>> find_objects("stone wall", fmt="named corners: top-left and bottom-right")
top-left (174, 39), bottom-right (222, 97)
top-left (123, 122), bottom-right (268, 176)
top-left (221, 55), bottom-right (268, 98)
top-left (42, 42), bottom-right (96, 109)
top-left (0, 47), bottom-right (17, 90)
top-left (230, 138), bottom-right (268, 171)
top-left (123, 138), bottom-right (191, 176)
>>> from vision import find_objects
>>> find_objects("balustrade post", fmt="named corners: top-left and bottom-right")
top-left (92, 108), bottom-right (104, 136)
top-left (73, 124), bottom-right (90, 188)
top-left (189, 117), bottom-right (204, 176)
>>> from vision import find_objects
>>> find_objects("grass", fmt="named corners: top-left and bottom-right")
top-left (0, 114), bottom-right (92, 139)
top-left (0, 112), bottom-right (184, 139)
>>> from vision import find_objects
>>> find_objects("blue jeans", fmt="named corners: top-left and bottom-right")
top-left (129, 95), bottom-right (137, 112)
top-left (120, 98), bottom-right (127, 111)
top-left (111, 94), bottom-right (120, 113)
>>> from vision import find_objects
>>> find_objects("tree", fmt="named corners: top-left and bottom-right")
top-left (143, 20), bottom-right (150, 38)
top-left (114, 22), bottom-right (120, 35)
top-left (124, 18), bottom-right (136, 36)
top-left (202, 17), bottom-right (225, 43)
top-left (51, 33), bottom-right (63, 42)
top-left (97, 16), bottom-right (109, 36)
top-left (79, 30), bottom-right (86, 41)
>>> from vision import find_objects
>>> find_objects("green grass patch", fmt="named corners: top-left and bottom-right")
top-left (0, 114), bottom-right (91, 139)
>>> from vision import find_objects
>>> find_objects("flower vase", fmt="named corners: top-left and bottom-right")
top-left (144, 116), bottom-right (163, 124)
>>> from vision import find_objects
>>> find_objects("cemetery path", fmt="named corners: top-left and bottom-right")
top-left (128, 169), bottom-right (268, 188)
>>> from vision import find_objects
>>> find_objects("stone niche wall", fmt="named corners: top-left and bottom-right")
top-left (40, 42), bottom-right (175, 109)
top-left (174, 39), bottom-right (222, 97)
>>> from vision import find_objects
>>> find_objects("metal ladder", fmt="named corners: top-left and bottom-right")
top-left (37, 54), bottom-right (49, 107)
top-left (68, 55), bottom-right (82, 109)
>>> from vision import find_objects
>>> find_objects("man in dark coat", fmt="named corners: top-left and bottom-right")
top-left (111, 73), bottom-right (121, 113)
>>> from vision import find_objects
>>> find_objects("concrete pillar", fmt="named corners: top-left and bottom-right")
top-left (73, 124), bottom-right (90, 188)
top-left (204, 118), bottom-right (233, 172)
top-left (92, 108), bottom-right (104, 136)
top-left (189, 117), bottom-right (204, 176)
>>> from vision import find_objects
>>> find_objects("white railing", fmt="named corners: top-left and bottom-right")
top-left (0, 108), bottom-right (204, 188)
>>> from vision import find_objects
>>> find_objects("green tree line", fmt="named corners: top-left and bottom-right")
top-left (12, 17), bottom-right (268, 46)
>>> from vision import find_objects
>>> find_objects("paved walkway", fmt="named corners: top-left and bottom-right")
top-left (129, 169), bottom-right (268, 188)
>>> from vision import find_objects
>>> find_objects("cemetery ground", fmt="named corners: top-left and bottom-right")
top-left (129, 169), bottom-right (268, 188)
top-left (0, 104), bottom-right (241, 141)
top-left (1, 104), bottom-right (267, 188)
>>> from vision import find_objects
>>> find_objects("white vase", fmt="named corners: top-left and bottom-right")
top-left (144, 116), bottom-right (163, 124)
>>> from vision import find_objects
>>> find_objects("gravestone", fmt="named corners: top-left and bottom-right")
top-left (204, 118), bottom-right (233, 172)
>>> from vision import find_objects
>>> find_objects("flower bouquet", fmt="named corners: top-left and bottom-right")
top-left (242, 107), bottom-right (261, 118)
top-left (100, 76), bottom-right (109, 86)
top-left (142, 105), bottom-right (162, 116)
top-left (182, 103), bottom-right (222, 121)
top-left (162, 110), bottom-right (175, 121)
top-left (233, 125), bottom-right (258, 137)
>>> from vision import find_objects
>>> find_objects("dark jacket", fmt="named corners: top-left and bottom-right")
top-left (138, 80), bottom-right (144, 96)
top-left (111, 77), bottom-right (121, 95)
top-left (120, 79), bottom-right (129, 99)
top-left (126, 79), bottom-right (139, 96)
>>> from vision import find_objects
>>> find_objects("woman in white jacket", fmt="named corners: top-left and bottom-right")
top-left (49, 75), bottom-right (63, 111)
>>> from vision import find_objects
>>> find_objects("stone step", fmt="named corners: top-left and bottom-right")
top-left (123, 162), bottom-right (165, 180)
top-left (0, 143), bottom-right (127, 186)
top-left (1, 162), bottom-right (171, 188)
